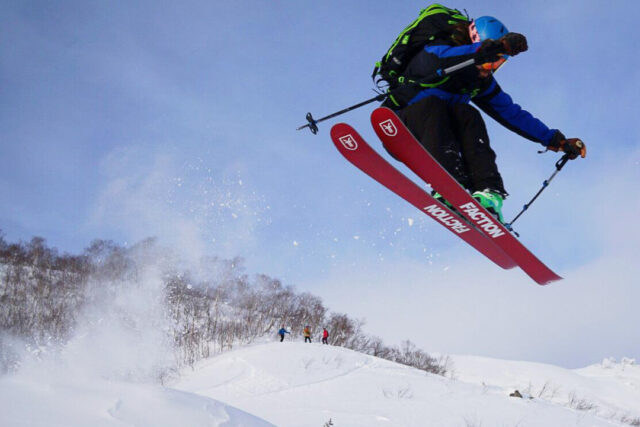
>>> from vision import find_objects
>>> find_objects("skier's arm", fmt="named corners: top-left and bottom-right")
top-left (472, 78), bottom-right (558, 145)
top-left (420, 36), bottom-right (524, 72)
top-left (425, 43), bottom-right (481, 59)
top-left (418, 42), bottom-right (483, 71)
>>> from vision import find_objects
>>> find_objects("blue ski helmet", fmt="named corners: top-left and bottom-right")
top-left (473, 16), bottom-right (509, 41)
top-left (470, 16), bottom-right (510, 72)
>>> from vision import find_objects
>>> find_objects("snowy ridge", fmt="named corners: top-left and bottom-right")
top-left (174, 342), bottom-right (639, 426)
top-left (452, 355), bottom-right (640, 422)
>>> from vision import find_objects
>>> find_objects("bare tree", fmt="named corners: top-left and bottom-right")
top-left (0, 232), bottom-right (448, 376)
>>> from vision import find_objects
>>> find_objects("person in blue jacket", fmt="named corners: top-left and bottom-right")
top-left (278, 326), bottom-right (290, 342)
top-left (384, 14), bottom-right (586, 223)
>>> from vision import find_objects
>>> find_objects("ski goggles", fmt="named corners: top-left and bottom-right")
top-left (480, 55), bottom-right (508, 72)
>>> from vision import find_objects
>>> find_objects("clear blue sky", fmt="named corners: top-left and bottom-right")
top-left (1, 0), bottom-right (639, 368)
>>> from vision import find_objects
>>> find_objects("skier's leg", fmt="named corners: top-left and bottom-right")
top-left (397, 96), bottom-right (471, 189)
top-left (451, 103), bottom-right (506, 194)
top-left (451, 103), bottom-right (507, 222)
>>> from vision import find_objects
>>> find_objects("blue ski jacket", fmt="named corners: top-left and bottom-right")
top-left (278, 328), bottom-right (290, 335)
top-left (393, 40), bottom-right (559, 146)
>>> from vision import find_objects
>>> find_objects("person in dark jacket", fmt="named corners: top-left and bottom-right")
top-left (322, 328), bottom-right (329, 345)
top-left (278, 326), bottom-right (290, 342)
top-left (384, 12), bottom-right (586, 223)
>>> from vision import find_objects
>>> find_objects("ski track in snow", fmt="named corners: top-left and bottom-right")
top-left (186, 344), bottom-right (378, 398)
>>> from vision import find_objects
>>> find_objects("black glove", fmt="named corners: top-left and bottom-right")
top-left (477, 32), bottom-right (528, 62)
top-left (548, 131), bottom-right (586, 159)
top-left (477, 39), bottom-right (504, 63)
top-left (500, 32), bottom-right (528, 56)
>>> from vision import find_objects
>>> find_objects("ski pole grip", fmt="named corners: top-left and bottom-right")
top-left (556, 153), bottom-right (570, 170)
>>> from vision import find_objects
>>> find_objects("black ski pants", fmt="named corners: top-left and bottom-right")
top-left (397, 96), bottom-right (506, 195)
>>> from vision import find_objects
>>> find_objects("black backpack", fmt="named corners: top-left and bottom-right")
top-left (372, 4), bottom-right (470, 90)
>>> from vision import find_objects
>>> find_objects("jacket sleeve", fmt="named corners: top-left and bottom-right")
top-left (406, 42), bottom-right (482, 77)
top-left (472, 78), bottom-right (558, 145)
top-left (423, 42), bottom-right (482, 64)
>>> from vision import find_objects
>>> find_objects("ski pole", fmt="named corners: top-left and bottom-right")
top-left (297, 94), bottom-right (387, 135)
top-left (297, 49), bottom-right (501, 134)
top-left (505, 153), bottom-right (571, 232)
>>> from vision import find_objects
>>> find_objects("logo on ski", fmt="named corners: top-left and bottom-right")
top-left (379, 119), bottom-right (397, 137)
top-left (458, 202), bottom-right (505, 238)
top-left (423, 204), bottom-right (470, 234)
top-left (338, 134), bottom-right (358, 151)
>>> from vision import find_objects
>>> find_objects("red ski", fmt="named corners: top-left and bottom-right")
top-left (370, 107), bottom-right (561, 285)
top-left (330, 122), bottom-right (516, 270)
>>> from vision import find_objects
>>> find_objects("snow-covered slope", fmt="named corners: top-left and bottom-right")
top-left (2, 341), bottom-right (637, 426)
top-left (452, 355), bottom-right (640, 421)
top-left (175, 342), bottom-right (639, 426)
top-left (0, 370), bottom-right (276, 426)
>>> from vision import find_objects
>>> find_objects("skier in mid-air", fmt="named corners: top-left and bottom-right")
top-left (381, 9), bottom-right (586, 223)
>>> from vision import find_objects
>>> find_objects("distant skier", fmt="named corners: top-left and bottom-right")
top-left (303, 326), bottom-right (312, 343)
top-left (380, 6), bottom-right (586, 223)
top-left (278, 326), bottom-right (290, 342)
top-left (322, 328), bottom-right (329, 345)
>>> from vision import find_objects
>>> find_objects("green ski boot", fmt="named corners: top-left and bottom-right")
top-left (432, 191), bottom-right (454, 209)
top-left (472, 189), bottom-right (505, 224)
